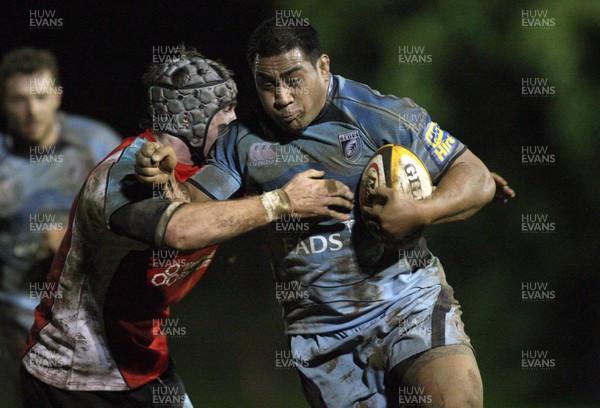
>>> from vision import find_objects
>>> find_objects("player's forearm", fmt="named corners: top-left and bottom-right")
top-left (422, 159), bottom-right (495, 224)
top-left (164, 196), bottom-right (269, 250)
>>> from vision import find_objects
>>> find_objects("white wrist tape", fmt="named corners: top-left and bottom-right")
top-left (260, 189), bottom-right (292, 222)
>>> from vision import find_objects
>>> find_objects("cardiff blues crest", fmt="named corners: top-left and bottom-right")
top-left (338, 130), bottom-right (363, 163)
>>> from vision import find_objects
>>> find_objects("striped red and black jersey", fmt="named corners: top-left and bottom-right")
top-left (22, 131), bottom-right (216, 391)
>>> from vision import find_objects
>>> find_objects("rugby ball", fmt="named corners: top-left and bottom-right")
top-left (358, 144), bottom-right (433, 248)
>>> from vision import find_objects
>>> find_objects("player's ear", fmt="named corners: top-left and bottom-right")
top-left (54, 89), bottom-right (63, 109)
top-left (316, 54), bottom-right (330, 80)
top-left (50, 80), bottom-right (63, 110)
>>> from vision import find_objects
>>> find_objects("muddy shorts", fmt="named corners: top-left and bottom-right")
top-left (289, 258), bottom-right (473, 407)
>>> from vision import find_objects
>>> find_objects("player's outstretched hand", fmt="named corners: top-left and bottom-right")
top-left (135, 142), bottom-right (177, 185)
top-left (362, 186), bottom-right (429, 242)
top-left (490, 172), bottom-right (516, 204)
top-left (283, 169), bottom-right (354, 221)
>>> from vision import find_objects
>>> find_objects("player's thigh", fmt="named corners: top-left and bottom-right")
top-left (386, 344), bottom-right (483, 408)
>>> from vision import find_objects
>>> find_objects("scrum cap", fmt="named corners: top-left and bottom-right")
top-left (147, 54), bottom-right (237, 161)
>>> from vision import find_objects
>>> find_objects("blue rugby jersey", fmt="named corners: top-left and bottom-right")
top-left (189, 75), bottom-right (467, 334)
top-left (0, 112), bottom-right (120, 297)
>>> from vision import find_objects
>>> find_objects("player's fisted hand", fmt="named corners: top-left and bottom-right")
top-left (490, 172), bottom-right (516, 204)
top-left (282, 169), bottom-right (354, 221)
top-left (362, 186), bottom-right (429, 240)
top-left (134, 142), bottom-right (178, 185)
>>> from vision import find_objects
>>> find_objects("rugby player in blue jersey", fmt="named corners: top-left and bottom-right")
top-left (0, 48), bottom-right (120, 404)
top-left (136, 19), bottom-right (515, 408)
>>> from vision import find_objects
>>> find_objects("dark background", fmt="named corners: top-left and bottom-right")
top-left (1, 1), bottom-right (599, 407)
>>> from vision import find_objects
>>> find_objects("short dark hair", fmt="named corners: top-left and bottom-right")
top-left (246, 17), bottom-right (322, 69)
top-left (0, 47), bottom-right (60, 100)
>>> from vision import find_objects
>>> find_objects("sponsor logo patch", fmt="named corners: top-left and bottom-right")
top-left (249, 142), bottom-right (277, 165)
top-left (248, 142), bottom-right (309, 166)
top-left (338, 130), bottom-right (363, 163)
top-left (424, 122), bottom-right (457, 165)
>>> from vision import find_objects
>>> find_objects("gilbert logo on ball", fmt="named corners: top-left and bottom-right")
top-left (359, 144), bottom-right (433, 248)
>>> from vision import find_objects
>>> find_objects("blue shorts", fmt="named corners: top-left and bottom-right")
top-left (289, 257), bottom-right (473, 407)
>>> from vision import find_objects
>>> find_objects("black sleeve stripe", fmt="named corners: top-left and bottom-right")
top-left (109, 198), bottom-right (172, 245)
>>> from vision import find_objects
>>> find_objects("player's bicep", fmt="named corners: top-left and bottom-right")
top-left (443, 148), bottom-right (492, 186)
top-left (448, 148), bottom-right (486, 171)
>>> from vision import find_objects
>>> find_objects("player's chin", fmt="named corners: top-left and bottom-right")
top-left (277, 119), bottom-right (306, 134)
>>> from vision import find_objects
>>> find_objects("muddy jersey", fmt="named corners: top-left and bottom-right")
top-left (22, 133), bottom-right (217, 391)
top-left (190, 75), bottom-right (467, 335)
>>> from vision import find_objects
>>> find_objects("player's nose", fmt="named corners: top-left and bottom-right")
top-left (274, 85), bottom-right (293, 108)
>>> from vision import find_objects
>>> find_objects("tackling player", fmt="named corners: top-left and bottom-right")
top-left (20, 47), bottom-right (353, 408)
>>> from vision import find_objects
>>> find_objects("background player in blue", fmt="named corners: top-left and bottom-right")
top-left (0, 47), bottom-right (120, 399)
top-left (134, 20), bottom-right (514, 407)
